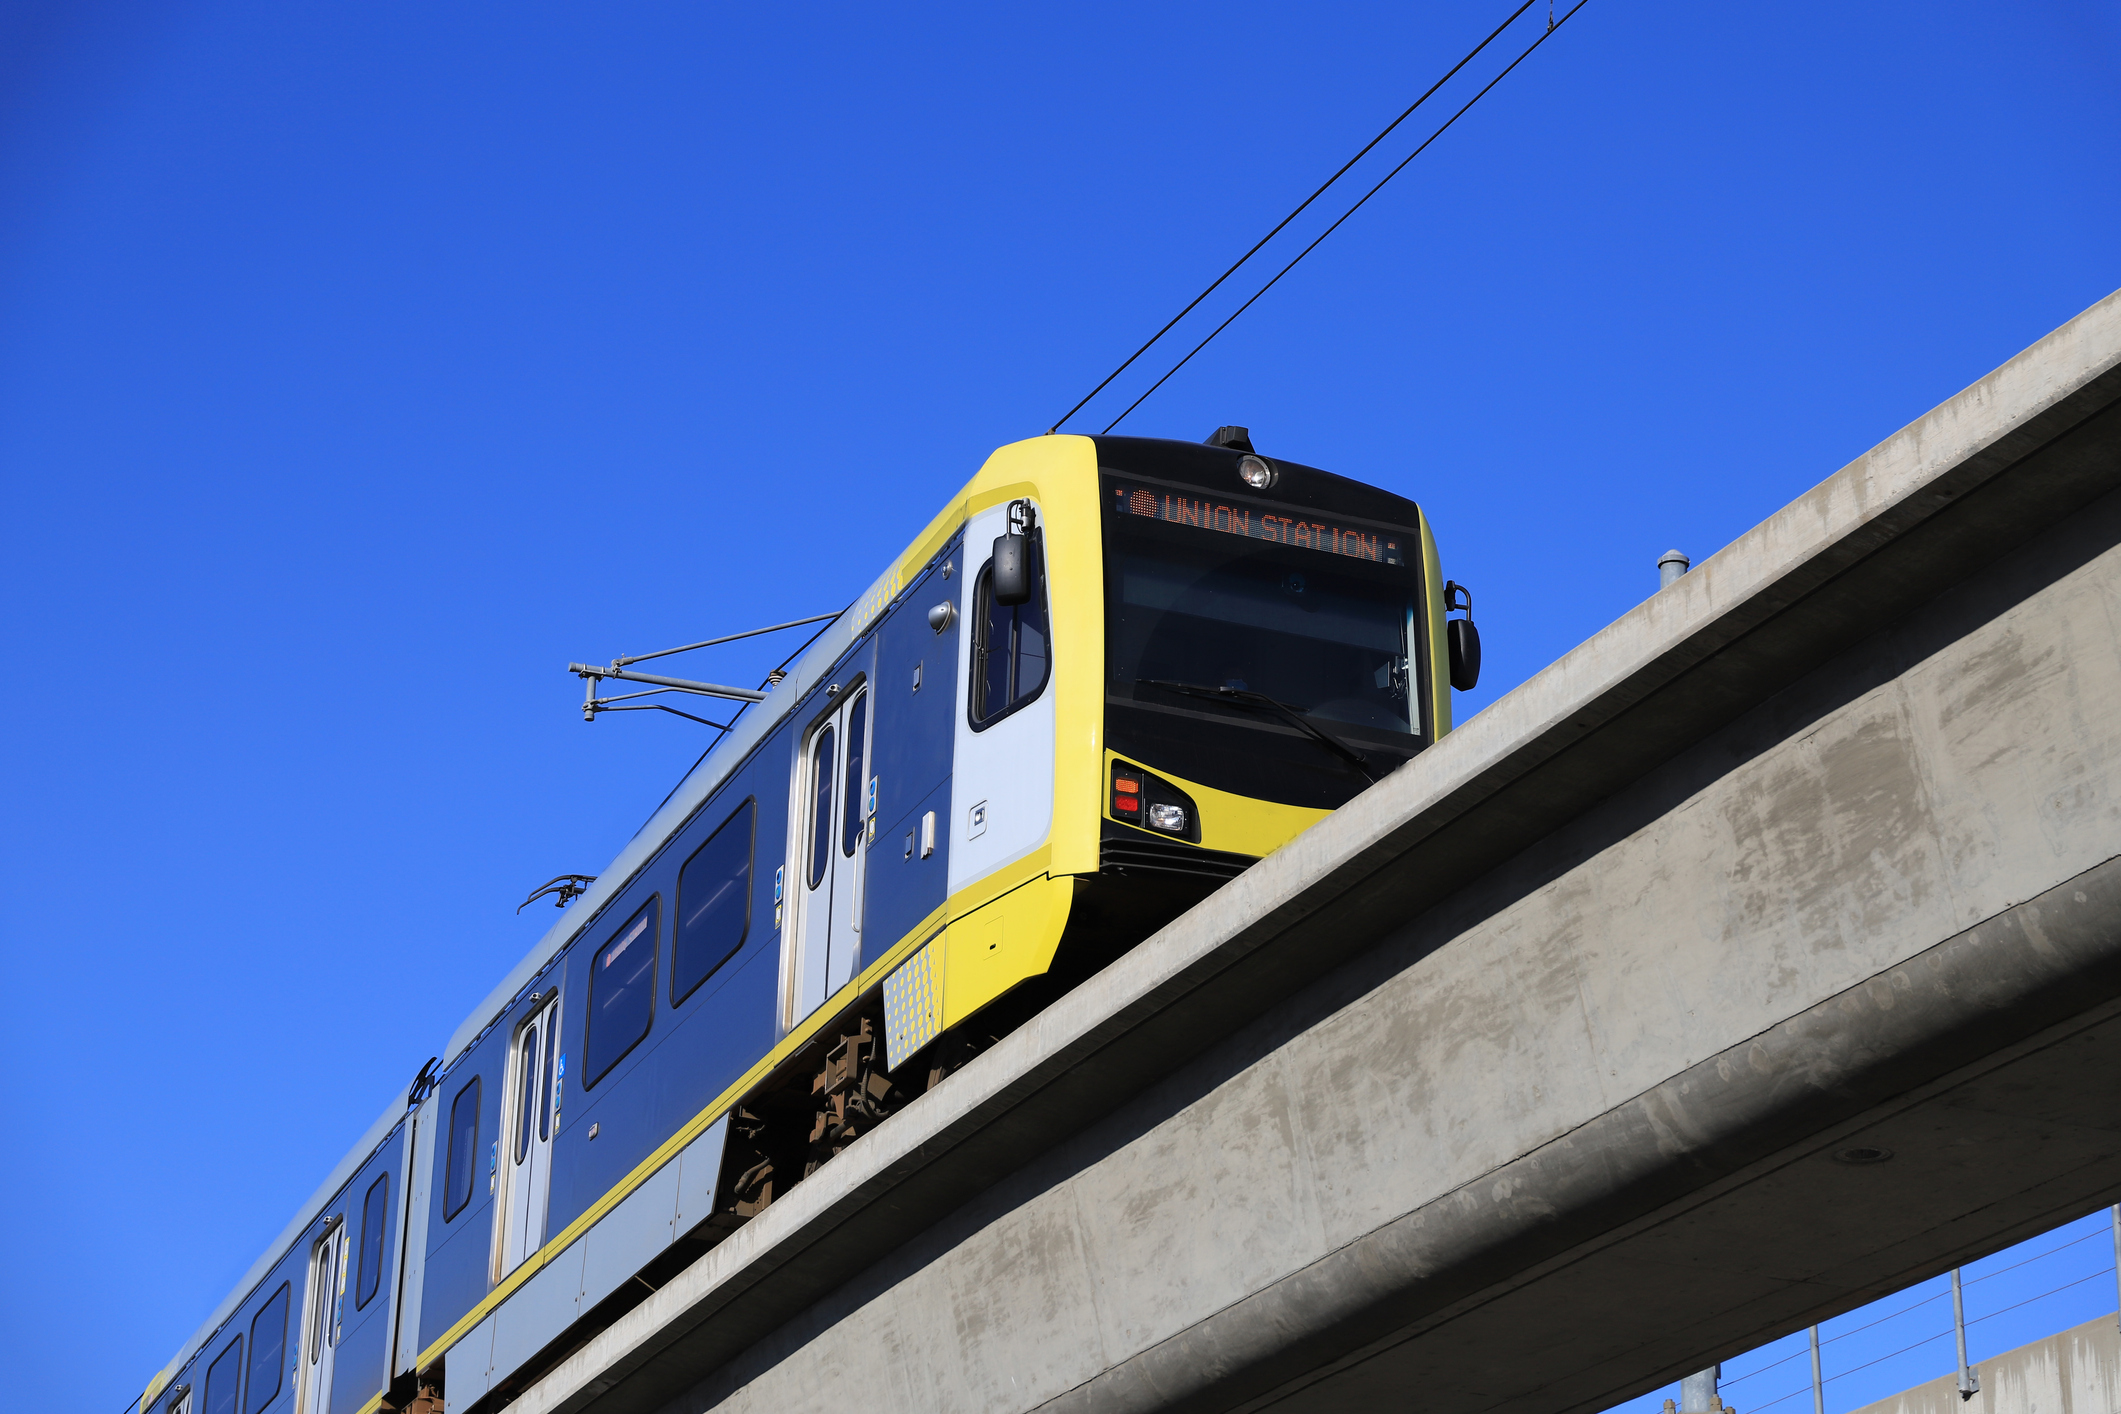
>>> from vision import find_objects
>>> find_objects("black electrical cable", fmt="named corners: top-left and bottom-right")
top-left (1047, 0), bottom-right (1539, 434)
top-left (1101, 0), bottom-right (1589, 434)
top-left (597, 703), bottom-right (738, 731)
top-left (1963, 1228), bottom-right (2109, 1287)
top-left (1966, 1264), bottom-right (2117, 1328)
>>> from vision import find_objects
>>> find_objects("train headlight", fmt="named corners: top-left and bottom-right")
top-left (1112, 763), bottom-right (1199, 841)
top-left (1238, 455), bottom-right (1276, 490)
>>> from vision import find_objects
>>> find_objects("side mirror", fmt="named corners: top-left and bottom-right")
top-left (991, 532), bottom-right (1030, 606)
top-left (1447, 618), bottom-right (1481, 691)
top-left (1444, 579), bottom-right (1480, 690)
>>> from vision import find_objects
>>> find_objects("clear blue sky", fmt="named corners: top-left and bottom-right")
top-left (2, 2), bottom-right (2115, 1407)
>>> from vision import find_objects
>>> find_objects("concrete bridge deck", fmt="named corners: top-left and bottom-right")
top-left (499, 290), bottom-right (2121, 1414)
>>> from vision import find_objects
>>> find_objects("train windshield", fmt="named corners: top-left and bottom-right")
top-left (1103, 478), bottom-right (1424, 808)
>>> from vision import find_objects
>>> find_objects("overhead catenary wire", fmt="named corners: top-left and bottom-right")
top-left (1099, 0), bottom-right (1589, 435)
top-left (1724, 1288), bottom-right (1951, 1387)
top-left (592, 700), bottom-right (740, 731)
top-left (1965, 1264), bottom-right (2117, 1328)
top-left (1738, 1329), bottom-right (1964, 1414)
top-left (1963, 1227), bottom-right (2110, 1287)
top-left (1046, 0), bottom-right (1541, 436)
top-left (1741, 1324), bottom-right (1969, 1414)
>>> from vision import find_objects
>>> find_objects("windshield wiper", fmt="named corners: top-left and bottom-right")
top-left (1141, 679), bottom-right (1381, 783)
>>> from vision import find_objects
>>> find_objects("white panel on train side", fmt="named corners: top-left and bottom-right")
top-left (487, 1239), bottom-right (583, 1393)
top-left (948, 500), bottom-right (1056, 894)
top-left (579, 1161), bottom-right (683, 1312)
top-left (445, 1312), bottom-right (496, 1406)
top-left (673, 1115), bottom-right (729, 1235)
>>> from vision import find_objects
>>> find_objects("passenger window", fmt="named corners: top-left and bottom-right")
top-left (673, 801), bottom-right (755, 1006)
top-left (204, 1338), bottom-right (242, 1414)
top-left (807, 725), bottom-right (835, 888)
top-left (246, 1283), bottom-right (289, 1413)
top-left (971, 551), bottom-right (1049, 726)
top-left (538, 1020), bottom-right (557, 1142)
top-left (585, 897), bottom-right (659, 1087)
top-left (303, 1232), bottom-right (335, 1368)
top-left (355, 1172), bottom-right (388, 1309)
top-left (443, 1077), bottom-right (481, 1221)
top-left (538, 1017), bottom-right (555, 1136)
top-left (513, 1024), bottom-right (539, 1163)
top-left (840, 692), bottom-right (869, 856)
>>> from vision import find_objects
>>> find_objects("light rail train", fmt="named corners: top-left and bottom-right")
top-left (137, 428), bottom-right (1480, 1414)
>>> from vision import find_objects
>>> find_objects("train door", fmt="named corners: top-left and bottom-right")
top-left (784, 683), bottom-right (873, 1029)
top-left (495, 993), bottom-right (561, 1277)
top-left (298, 1218), bottom-right (346, 1414)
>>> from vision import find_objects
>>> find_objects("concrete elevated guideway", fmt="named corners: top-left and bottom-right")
top-left (494, 291), bottom-right (2121, 1414)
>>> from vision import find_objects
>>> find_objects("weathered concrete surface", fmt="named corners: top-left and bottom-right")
top-left (499, 292), bottom-right (2121, 1414)
top-left (1849, 1313), bottom-right (2121, 1414)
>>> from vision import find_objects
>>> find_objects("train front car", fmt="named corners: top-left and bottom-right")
top-left (893, 428), bottom-right (1450, 1062)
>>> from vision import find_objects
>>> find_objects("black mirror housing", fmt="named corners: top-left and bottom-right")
top-left (1447, 617), bottom-right (1481, 691)
top-left (991, 532), bottom-right (1031, 606)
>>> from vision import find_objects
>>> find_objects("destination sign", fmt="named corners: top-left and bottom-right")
top-left (1108, 483), bottom-right (1406, 566)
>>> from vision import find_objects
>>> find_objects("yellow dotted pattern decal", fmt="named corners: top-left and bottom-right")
top-left (883, 942), bottom-right (940, 1073)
